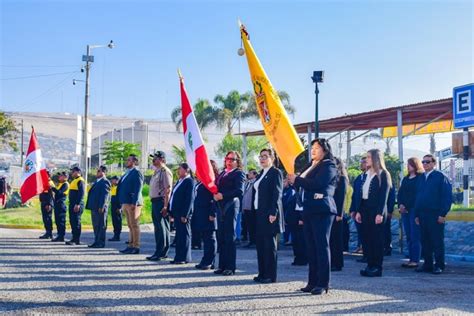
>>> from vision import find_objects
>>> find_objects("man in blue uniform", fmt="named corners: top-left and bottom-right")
top-left (51, 172), bottom-right (69, 242)
top-left (414, 154), bottom-right (452, 275)
top-left (39, 171), bottom-right (55, 239)
top-left (66, 166), bottom-right (85, 245)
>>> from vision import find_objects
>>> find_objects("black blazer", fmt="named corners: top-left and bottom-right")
top-left (169, 177), bottom-right (194, 219)
top-left (294, 159), bottom-right (338, 215)
top-left (251, 166), bottom-right (284, 234)
top-left (353, 170), bottom-right (390, 216)
top-left (216, 169), bottom-right (245, 204)
top-left (334, 176), bottom-right (348, 217)
top-left (117, 168), bottom-right (144, 206)
top-left (192, 182), bottom-right (217, 232)
top-left (86, 178), bottom-right (111, 211)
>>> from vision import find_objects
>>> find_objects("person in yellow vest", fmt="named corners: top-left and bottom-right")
top-left (39, 170), bottom-right (55, 239)
top-left (109, 176), bottom-right (122, 241)
top-left (51, 171), bottom-right (69, 242)
top-left (66, 166), bottom-right (85, 245)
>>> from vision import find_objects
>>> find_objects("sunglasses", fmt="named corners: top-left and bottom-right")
top-left (422, 160), bottom-right (433, 164)
top-left (225, 157), bottom-right (237, 161)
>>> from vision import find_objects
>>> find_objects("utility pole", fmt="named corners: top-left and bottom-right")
top-left (20, 119), bottom-right (24, 167)
top-left (82, 45), bottom-right (92, 184)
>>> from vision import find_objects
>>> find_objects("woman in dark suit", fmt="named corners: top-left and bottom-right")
top-left (169, 163), bottom-right (194, 264)
top-left (252, 148), bottom-right (284, 283)
top-left (288, 138), bottom-right (337, 295)
top-left (330, 157), bottom-right (348, 271)
top-left (355, 149), bottom-right (392, 277)
top-left (213, 151), bottom-right (245, 276)
top-left (194, 160), bottom-right (220, 270)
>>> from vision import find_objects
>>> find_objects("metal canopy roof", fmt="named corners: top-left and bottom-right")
top-left (241, 97), bottom-right (453, 136)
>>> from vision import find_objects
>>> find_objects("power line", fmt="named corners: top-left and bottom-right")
top-left (0, 64), bottom-right (80, 68)
top-left (1, 71), bottom-right (79, 81)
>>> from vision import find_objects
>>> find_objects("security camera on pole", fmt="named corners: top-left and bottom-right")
top-left (79, 40), bottom-right (114, 184)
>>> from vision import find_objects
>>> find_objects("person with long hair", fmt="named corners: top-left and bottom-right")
top-left (288, 138), bottom-right (338, 295)
top-left (355, 149), bottom-right (392, 277)
top-left (398, 157), bottom-right (424, 268)
top-left (169, 163), bottom-right (194, 264)
top-left (194, 160), bottom-right (220, 270)
top-left (252, 148), bottom-right (284, 283)
top-left (330, 157), bottom-right (348, 271)
top-left (214, 151), bottom-right (245, 276)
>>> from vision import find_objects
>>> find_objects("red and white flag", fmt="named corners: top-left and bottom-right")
top-left (179, 70), bottom-right (218, 194)
top-left (20, 127), bottom-right (50, 203)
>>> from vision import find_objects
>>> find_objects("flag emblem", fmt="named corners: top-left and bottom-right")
top-left (24, 159), bottom-right (35, 173)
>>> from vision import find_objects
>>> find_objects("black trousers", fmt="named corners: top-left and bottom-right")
top-left (217, 201), bottom-right (238, 271)
top-left (54, 202), bottom-right (67, 238)
top-left (360, 202), bottom-right (385, 270)
top-left (255, 210), bottom-right (278, 281)
top-left (41, 204), bottom-right (53, 235)
top-left (192, 230), bottom-right (202, 249)
top-left (342, 215), bottom-right (350, 252)
top-left (420, 214), bottom-right (445, 270)
top-left (151, 198), bottom-right (170, 257)
top-left (384, 215), bottom-right (393, 253)
top-left (303, 212), bottom-right (334, 288)
top-left (92, 209), bottom-right (107, 246)
top-left (110, 200), bottom-right (122, 237)
top-left (68, 204), bottom-right (84, 242)
top-left (290, 223), bottom-right (307, 264)
top-left (199, 230), bottom-right (217, 266)
top-left (174, 219), bottom-right (192, 262)
top-left (243, 209), bottom-right (256, 244)
top-left (330, 218), bottom-right (344, 269)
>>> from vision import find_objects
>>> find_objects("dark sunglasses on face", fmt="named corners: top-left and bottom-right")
top-left (422, 160), bottom-right (433, 164)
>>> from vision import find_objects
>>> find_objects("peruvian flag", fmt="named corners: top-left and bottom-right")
top-left (179, 71), bottom-right (218, 194)
top-left (20, 127), bottom-right (50, 203)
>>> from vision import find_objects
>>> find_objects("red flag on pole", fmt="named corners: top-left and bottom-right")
top-left (179, 70), bottom-right (218, 194)
top-left (20, 127), bottom-right (49, 203)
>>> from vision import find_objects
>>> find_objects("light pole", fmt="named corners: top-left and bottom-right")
top-left (311, 71), bottom-right (324, 139)
top-left (80, 40), bottom-right (114, 183)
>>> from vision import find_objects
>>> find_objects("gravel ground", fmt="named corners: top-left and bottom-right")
top-left (0, 227), bottom-right (473, 315)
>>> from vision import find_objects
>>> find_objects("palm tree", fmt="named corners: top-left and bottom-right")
top-left (213, 90), bottom-right (251, 134)
top-left (171, 144), bottom-right (186, 163)
top-left (171, 99), bottom-right (217, 132)
top-left (363, 131), bottom-right (394, 155)
top-left (244, 90), bottom-right (296, 119)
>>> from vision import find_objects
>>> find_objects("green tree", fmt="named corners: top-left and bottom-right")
top-left (384, 154), bottom-right (402, 188)
top-left (0, 112), bottom-right (18, 151)
top-left (102, 141), bottom-right (141, 166)
top-left (213, 90), bottom-right (251, 134)
top-left (170, 99), bottom-right (217, 132)
top-left (215, 134), bottom-right (267, 170)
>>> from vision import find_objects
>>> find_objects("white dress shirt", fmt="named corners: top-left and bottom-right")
top-left (362, 170), bottom-right (377, 200)
top-left (253, 167), bottom-right (271, 210)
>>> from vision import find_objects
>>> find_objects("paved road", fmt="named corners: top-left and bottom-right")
top-left (1, 227), bottom-right (473, 315)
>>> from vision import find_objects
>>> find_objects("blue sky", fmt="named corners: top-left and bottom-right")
top-left (1, 0), bottom-right (472, 126)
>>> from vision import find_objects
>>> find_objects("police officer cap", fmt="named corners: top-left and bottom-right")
top-left (70, 166), bottom-right (82, 173)
top-left (150, 151), bottom-right (166, 159)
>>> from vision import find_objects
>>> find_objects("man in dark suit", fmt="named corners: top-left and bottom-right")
top-left (117, 154), bottom-right (144, 254)
top-left (349, 157), bottom-right (367, 261)
top-left (86, 165), bottom-right (111, 248)
top-left (169, 163), bottom-right (194, 264)
top-left (414, 154), bottom-right (452, 275)
top-left (66, 166), bottom-right (85, 245)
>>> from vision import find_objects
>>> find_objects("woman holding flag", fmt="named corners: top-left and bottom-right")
top-left (288, 139), bottom-right (338, 295)
top-left (213, 151), bottom-right (245, 276)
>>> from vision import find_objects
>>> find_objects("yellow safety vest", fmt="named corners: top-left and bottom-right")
top-left (57, 182), bottom-right (70, 195)
top-left (70, 176), bottom-right (84, 191)
top-left (111, 185), bottom-right (117, 196)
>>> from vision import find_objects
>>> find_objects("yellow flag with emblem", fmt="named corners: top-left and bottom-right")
top-left (239, 21), bottom-right (304, 174)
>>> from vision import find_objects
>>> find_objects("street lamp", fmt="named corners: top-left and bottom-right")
top-left (311, 70), bottom-right (324, 139)
top-left (80, 40), bottom-right (114, 184)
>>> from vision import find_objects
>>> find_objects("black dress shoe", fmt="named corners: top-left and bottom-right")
top-left (415, 265), bottom-right (432, 273)
top-left (51, 237), bottom-right (64, 242)
top-left (120, 247), bottom-right (132, 253)
top-left (365, 267), bottom-right (382, 277)
top-left (259, 278), bottom-right (273, 284)
top-left (159, 255), bottom-right (169, 260)
top-left (91, 244), bottom-right (104, 248)
top-left (253, 276), bottom-right (263, 283)
top-left (311, 287), bottom-right (329, 295)
top-left (65, 240), bottom-right (78, 245)
top-left (128, 248), bottom-right (140, 254)
top-left (170, 261), bottom-right (186, 264)
top-left (39, 234), bottom-right (52, 239)
top-left (195, 264), bottom-right (213, 270)
top-left (432, 267), bottom-right (443, 275)
top-left (300, 285), bottom-right (315, 293)
top-left (214, 269), bottom-right (224, 275)
top-left (146, 255), bottom-right (160, 261)
top-left (222, 270), bottom-right (235, 276)
top-left (360, 268), bottom-right (368, 276)
top-left (108, 237), bottom-right (120, 242)
top-left (88, 244), bottom-right (97, 248)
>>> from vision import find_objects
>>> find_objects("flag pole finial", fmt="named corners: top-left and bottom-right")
top-left (177, 68), bottom-right (183, 80)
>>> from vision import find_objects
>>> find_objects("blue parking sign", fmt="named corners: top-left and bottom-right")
top-left (453, 83), bottom-right (474, 129)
